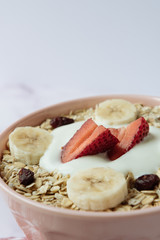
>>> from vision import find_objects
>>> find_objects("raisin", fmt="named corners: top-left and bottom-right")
top-left (134, 174), bottom-right (159, 191)
top-left (50, 117), bottom-right (74, 129)
top-left (18, 168), bottom-right (34, 186)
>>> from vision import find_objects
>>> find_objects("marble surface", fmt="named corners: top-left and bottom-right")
top-left (0, 0), bottom-right (160, 238)
top-left (0, 82), bottom-right (90, 133)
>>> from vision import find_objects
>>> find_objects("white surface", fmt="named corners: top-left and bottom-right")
top-left (0, 0), bottom-right (160, 238)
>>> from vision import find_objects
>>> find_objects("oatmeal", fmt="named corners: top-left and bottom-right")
top-left (1, 99), bottom-right (160, 212)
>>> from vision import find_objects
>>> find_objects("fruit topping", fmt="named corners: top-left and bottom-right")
top-left (109, 127), bottom-right (126, 141)
top-left (108, 117), bottom-right (149, 160)
top-left (61, 119), bottom-right (119, 163)
top-left (50, 117), bottom-right (74, 129)
top-left (95, 99), bottom-right (137, 125)
top-left (134, 174), bottom-right (159, 191)
top-left (18, 168), bottom-right (34, 186)
top-left (9, 127), bottom-right (53, 165)
top-left (67, 167), bottom-right (128, 211)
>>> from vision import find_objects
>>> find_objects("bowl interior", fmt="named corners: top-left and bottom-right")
top-left (0, 94), bottom-right (160, 218)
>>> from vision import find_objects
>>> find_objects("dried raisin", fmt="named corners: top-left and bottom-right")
top-left (18, 168), bottom-right (34, 186)
top-left (134, 174), bottom-right (159, 191)
top-left (50, 117), bottom-right (74, 129)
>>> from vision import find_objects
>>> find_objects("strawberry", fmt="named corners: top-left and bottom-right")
top-left (108, 117), bottom-right (149, 160)
top-left (109, 127), bottom-right (126, 141)
top-left (61, 119), bottom-right (119, 163)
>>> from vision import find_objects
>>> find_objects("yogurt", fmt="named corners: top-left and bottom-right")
top-left (39, 121), bottom-right (160, 178)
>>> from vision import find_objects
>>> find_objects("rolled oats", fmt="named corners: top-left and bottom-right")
top-left (128, 194), bottom-right (146, 206)
top-left (40, 119), bottom-right (52, 131)
top-left (114, 205), bottom-right (132, 212)
top-left (61, 197), bottom-right (73, 208)
top-left (35, 178), bottom-right (43, 188)
top-left (141, 195), bottom-right (156, 205)
top-left (13, 162), bottom-right (26, 168)
top-left (50, 186), bottom-right (60, 193)
top-left (37, 182), bottom-right (50, 195)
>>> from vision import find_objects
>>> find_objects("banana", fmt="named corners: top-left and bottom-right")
top-left (95, 99), bottom-right (137, 125)
top-left (9, 127), bottom-right (53, 165)
top-left (67, 167), bottom-right (128, 211)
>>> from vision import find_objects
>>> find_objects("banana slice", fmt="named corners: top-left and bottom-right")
top-left (9, 127), bottom-right (53, 165)
top-left (67, 167), bottom-right (128, 211)
top-left (95, 99), bottom-right (137, 125)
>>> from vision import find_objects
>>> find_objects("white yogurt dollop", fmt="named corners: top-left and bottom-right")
top-left (39, 121), bottom-right (160, 178)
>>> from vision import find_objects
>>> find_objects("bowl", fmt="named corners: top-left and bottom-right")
top-left (0, 94), bottom-right (160, 240)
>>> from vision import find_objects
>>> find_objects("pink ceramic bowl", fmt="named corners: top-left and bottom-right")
top-left (1, 94), bottom-right (160, 240)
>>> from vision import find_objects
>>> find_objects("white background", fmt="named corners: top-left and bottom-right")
top-left (0, 0), bottom-right (160, 238)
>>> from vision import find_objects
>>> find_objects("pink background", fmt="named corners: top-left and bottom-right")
top-left (0, 0), bottom-right (160, 238)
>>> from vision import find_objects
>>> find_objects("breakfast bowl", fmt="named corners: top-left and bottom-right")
top-left (1, 94), bottom-right (160, 240)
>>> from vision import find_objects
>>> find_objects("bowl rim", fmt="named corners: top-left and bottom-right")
top-left (1, 93), bottom-right (160, 219)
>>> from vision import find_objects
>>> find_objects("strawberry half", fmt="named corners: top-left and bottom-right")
top-left (108, 117), bottom-right (149, 161)
top-left (61, 118), bottom-right (119, 163)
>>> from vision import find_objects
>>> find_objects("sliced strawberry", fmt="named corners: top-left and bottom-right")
top-left (109, 127), bottom-right (126, 141)
top-left (61, 119), bottom-right (119, 163)
top-left (108, 117), bottom-right (149, 161)
top-left (108, 128), bottom-right (119, 138)
top-left (77, 125), bottom-right (119, 158)
top-left (61, 119), bottom-right (97, 163)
